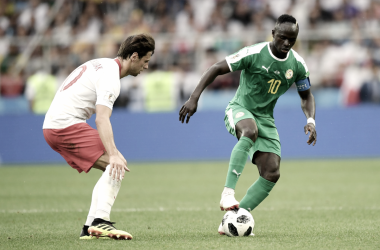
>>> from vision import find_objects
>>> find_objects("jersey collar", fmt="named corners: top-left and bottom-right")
top-left (267, 43), bottom-right (289, 62)
top-left (114, 58), bottom-right (122, 77)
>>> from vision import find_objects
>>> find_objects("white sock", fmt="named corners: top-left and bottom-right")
top-left (84, 174), bottom-right (102, 226)
top-left (95, 165), bottom-right (122, 221)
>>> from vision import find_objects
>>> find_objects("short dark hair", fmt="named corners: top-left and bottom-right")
top-left (275, 14), bottom-right (298, 29)
top-left (117, 34), bottom-right (155, 59)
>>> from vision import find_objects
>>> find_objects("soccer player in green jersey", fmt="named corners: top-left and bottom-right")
top-left (179, 14), bottom-right (317, 235)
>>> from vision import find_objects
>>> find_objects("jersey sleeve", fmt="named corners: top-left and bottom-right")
top-left (95, 61), bottom-right (120, 110)
top-left (293, 52), bottom-right (310, 82)
top-left (292, 51), bottom-right (310, 91)
top-left (225, 47), bottom-right (255, 72)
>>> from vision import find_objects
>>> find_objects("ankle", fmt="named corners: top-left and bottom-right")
top-left (222, 187), bottom-right (235, 195)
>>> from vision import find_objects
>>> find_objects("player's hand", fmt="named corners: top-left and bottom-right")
top-left (179, 98), bottom-right (198, 123)
top-left (118, 150), bottom-right (128, 169)
top-left (304, 123), bottom-right (317, 146)
top-left (109, 154), bottom-right (129, 181)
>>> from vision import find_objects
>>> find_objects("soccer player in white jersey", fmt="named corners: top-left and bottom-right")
top-left (43, 34), bottom-right (155, 240)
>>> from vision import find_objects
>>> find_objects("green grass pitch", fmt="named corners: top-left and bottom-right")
top-left (0, 159), bottom-right (379, 250)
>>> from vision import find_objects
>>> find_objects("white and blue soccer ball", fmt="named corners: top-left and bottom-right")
top-left (222, 208), bottom-right (255, 237)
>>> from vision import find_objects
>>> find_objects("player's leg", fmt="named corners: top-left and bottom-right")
top-left (239, 152), bottom-right (279, 211)
top-left (221, 118), bottom-right (258, 211)
top-left (80, 174), bottom-right (113, 240)
top-left (80, 155), bottom-right (108, 239)
top-left (44, 124), bottom-right (131, 239)
top-left (88, 152), bottom-right (132, 240)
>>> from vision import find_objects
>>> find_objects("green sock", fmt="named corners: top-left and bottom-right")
top-left (224, 137), bottom-right (254, 189)
top-left (239, 176), bottom-right (276, 212)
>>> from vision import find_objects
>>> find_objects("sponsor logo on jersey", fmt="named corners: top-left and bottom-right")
top-left (235, 112), bottom-right (244, 118)
top-left (285, 69), bottom-right (293, 79)
top-left (274, 70), bottom-right (280, 75)
top-left (262, 65), bottom-right (270, 73)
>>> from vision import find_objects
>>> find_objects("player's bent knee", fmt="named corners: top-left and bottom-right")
top-left (268, 171), bottom-right (280, 183)
top-left (262, 168), bottom-right (280, 183)
top-left (242, 129), bottom-right (258, 142)
top-left (260, 160), bottom-right (280, 183)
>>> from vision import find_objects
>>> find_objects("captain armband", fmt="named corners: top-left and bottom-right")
top-left (295, 77), bottom-right (311, 91)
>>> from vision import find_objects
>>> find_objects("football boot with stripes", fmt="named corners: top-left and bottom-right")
top-left (88, 218), bottom-right (133, 240)
top-left (79, 225), bottom-right (111, 240)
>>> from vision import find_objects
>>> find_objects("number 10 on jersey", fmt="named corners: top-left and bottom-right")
top-left (267, 79), bottom-right (281, 94)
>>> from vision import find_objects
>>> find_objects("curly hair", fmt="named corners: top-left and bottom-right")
top-left (117, 34), bottom-right (155, 59)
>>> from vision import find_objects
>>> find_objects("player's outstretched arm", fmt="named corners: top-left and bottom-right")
top-left (95, 105), bottom-right (130, 180)
top-left (179, 60), bottom-right (230, 123)
top-left (298, 89), bottom-right (317, 146)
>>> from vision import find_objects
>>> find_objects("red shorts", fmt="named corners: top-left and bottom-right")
top-left (43, 123), bottom-right (106, 173)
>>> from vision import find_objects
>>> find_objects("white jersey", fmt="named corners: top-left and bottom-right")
top-left (43, 58), bottom-right (121, 129)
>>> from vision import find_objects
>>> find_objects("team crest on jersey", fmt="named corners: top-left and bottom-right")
top-left (235, 112), bottom-right (244, 118)
top-left (285, 69), bottom-right (293, 79)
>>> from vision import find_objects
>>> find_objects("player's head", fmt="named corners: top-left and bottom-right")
top-left (271, 14), bottom-right (299, 58)
top-left (117, 34), bottom-right (155, 76)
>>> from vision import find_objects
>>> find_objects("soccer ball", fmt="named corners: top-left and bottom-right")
top-left (222, 208), bottom-right (254, 237)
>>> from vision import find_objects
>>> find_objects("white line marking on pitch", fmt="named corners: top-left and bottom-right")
top-left (0, 207), bottom-right (379, 213)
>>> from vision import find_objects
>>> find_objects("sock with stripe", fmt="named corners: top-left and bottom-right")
top-left (224, 136), bottom-right (254, 189)
top-left (239, 176), bottom-right (276, 211)
top-left (94, 165), bottom-right (122, 221)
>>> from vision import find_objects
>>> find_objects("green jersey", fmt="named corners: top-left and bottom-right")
top-left (225, 42), bottom-right (309, 119)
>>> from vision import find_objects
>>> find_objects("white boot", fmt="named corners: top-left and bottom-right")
top-left (219, 187), bottom-right (239, 211)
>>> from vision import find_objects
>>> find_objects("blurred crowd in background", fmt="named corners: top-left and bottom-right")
top-left (1, 0), bottom-right (380, 114)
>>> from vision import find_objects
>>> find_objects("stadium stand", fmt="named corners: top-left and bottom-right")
top-left (0, 0), bottom-right (380, 114)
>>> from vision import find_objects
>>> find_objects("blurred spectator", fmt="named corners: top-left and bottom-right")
top-left (124, 9), bottom-right (150, 35)
top-left (0, 27), bottom-right (10, 61)
top-left (18, 0), bottom-right (49, 34)
top-left (360, 64), bottom-right (380, 103)
top-left (247, 4), bottom-right (276, 32)
top-left (190, 0), bottom-right (215, 31)
top-left (309, 0), bottom-right (334, 27)
top-left (0, 6), bottom-right (10, 31)
top-left (341, 62), bottom-right (372, 106)
top-left (0, 74), bottom-right (24, 97)
top-left (144, 70), bottom-right (178, 112)
top-left (74, 15), bottom-right (99, 43)
top-left (50, 13), bottom-right (72, 47)
top-left (1, 45), bottom-right (19, 74)
top-left (207, 5), bottom-right (228, 32)
top-left (1, 0), bottom-right (380, 109)
top-left (268, 0), bottom-right (292, 18)
top-left (25, 70), bottom-right (57, 114)
top-left (176, 2), bottom-right (198, 36)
